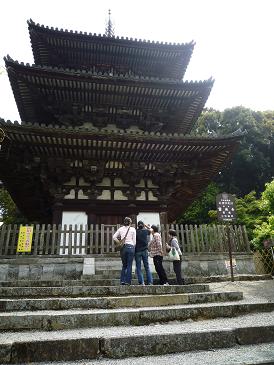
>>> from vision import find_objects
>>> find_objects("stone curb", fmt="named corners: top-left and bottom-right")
top-left (0, 284), bottom-right (209, 298)
top-left (2, 300), bottom-right (273, 333)
top-left (1, 325), bottom-right (274, 363)
top-left (0, 290), bottom-right (242, 312)
top-left (101, 326), bottom-right (274, 358)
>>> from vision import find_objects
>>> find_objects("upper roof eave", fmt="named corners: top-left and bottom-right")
top-left (27, 19), bottom-right (195, 80)
top-left (27, 19), bottom-right (195, 50)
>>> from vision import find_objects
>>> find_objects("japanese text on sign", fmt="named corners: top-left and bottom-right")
top-left (216, 193), bottom-right (237, 222)
top-left (17, 226), bottom-right (33, 253)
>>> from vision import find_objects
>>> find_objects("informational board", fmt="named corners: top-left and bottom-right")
top-left (216, 193), bottom-right (237, 222)
top-left (17, 226), bottom-right (33, 253)
top-left (61, 211), bottom-right (88, 254)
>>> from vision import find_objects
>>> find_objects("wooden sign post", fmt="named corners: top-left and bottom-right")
top-left (216, 193), bottom-right (237, 282)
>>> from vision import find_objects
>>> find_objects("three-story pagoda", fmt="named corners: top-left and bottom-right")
top-left (0, 19), bottom-right (241, 225)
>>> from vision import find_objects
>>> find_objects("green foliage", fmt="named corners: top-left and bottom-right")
top-left (0, 187), bottom-right (27, 224)
top-left (181, 107), bottom-right (274, 233)
top-left (235, 191), bottom-right (268, 239)
top-left (261, 180), bottom-right (274, 214)
top-left (177, 183), bottom-right (220, 224)
top-left (251, 180), bottom-right (274, 249)
top-left (252, 216), bottom-right (274, 250)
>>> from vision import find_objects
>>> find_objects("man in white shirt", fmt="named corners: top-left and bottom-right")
top-left (113, 217), bottom-right (136, 285)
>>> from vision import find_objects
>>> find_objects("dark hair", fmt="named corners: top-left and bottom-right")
top-left (151, 224), bottom-right (158, 233)
top-left (124, 217), bottom-right (132, 226)
top-left (137, 221), bottom-right (144, 228)
top-left (169, 229), bottom-right (177, 237)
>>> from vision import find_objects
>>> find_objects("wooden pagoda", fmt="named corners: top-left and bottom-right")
top-left (0, 19), bottom-right (241, 225)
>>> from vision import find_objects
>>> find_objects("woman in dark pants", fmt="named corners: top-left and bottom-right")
top-left (148, 225), bottom-right (169, 285)
top-left (167, 229), bottom-right (185, 285)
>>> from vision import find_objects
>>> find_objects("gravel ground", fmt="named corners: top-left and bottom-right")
top-left (28, 343), bottom-right (274, 365)
top-left (209, 280), bottom-right (274, 303)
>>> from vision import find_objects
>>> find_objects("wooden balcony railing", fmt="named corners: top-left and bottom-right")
top-left (0, 223), bottom-right (251, 257)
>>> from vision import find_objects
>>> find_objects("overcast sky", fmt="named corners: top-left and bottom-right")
top-left (0, 0), bottom-right (273, 121)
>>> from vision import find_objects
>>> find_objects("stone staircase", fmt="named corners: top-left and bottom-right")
top-left (0, 272), bottom-right (273, 364)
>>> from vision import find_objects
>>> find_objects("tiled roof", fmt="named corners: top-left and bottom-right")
top-left (5, 57), bottom-right (214, 134)
top-left (28, 19), bottom-right (195, 80)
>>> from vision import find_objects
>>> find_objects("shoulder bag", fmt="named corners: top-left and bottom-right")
top-left (114, 226), bottom-right (131, 250)
top-left (168, 246), bottom-right (180, 261)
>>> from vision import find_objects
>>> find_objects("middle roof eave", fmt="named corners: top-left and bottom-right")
top-left (5, 59), bottom-right (214, 133)
top-left (5, 58), bottom-right (213, 88)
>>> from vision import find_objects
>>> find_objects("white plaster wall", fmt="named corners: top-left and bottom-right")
top-left (137, 212), bottom-right (160, 227)
top-left (61, 212), bottom-right (88, 254)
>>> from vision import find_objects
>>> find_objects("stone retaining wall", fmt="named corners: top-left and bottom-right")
top-left (0, 253), bottom-right (256, 281)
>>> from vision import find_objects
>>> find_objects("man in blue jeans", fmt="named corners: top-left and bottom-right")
top-left (135, 221), bottom-right (153, 285)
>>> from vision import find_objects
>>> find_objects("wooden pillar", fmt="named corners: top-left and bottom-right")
top-left (160, 211), bottom-right (168, 255)
top-left (129, 214), bottom-right (137, 228)
top-left (88, 212), bottom-right (97, 225)
top-left (52, 203), bottom-right (63, 225)
top-left (128, 203), bottom-right (138, 227)
top-left (160, 211), bottom-right (168, 225)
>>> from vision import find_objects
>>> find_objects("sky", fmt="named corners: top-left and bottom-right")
top-left (0, 0), bottom-right (273, 122)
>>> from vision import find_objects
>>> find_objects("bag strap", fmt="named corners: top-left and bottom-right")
top-left (121, 225), bottom-right (131, 243)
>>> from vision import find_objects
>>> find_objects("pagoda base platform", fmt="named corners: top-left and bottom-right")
top-left (0, 253), bottom-right (263, 282)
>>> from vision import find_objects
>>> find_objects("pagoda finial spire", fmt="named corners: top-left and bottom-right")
top-left (105, 9), bottom-right (115, 37)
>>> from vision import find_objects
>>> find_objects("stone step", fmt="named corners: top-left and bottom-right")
top-left (1, 299), bottom-right (271, 332)
top-left (24, 343), bottom-right (274, 365)
top-left (0, 284), bottom-right (209, 298)
top-left (0, 274), bottom-right (270, 287)
top-left (0, 274), bottom-right (272, 288)
top-left (1, 311), bottom-right (274, 363)
top-left (0, 289), bottom-right (243, 317)
top-left (0, 279), bottom-right (143, 287)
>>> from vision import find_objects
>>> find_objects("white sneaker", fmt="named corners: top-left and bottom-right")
top-left (163, 283), bottom-right (169, 286)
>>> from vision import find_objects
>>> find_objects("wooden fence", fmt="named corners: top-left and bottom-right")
top-left (0, 224), bottom-right (250, 257)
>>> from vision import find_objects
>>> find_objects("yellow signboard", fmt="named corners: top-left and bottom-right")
top-left (17, 226), bottom-right (33, 253)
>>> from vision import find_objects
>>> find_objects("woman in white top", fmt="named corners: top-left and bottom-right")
top-left (113, 217), bottom-right (136, 285)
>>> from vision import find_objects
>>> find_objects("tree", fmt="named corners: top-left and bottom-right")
top-left (0, 187), bottom-right (27, 224)
top-left (252, 180), bottom-right (274, 249)
top-left (261, 180), bottom-right (274, 214)
top-left (217, 108), bottom-right (274, 196)
top-left (177, 183), bottom-right (220, 224)
top-left (194, 107), bottom-right (274, 197)
top-left (235, 191), bottom-right (267, 240)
